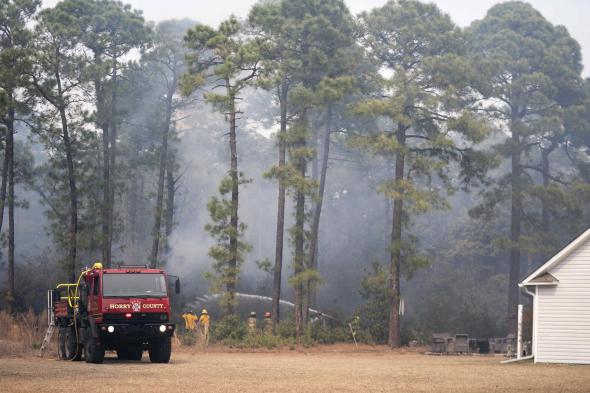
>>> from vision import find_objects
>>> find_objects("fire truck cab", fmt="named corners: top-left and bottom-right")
top-left (51, 263), bottom-right (180, 364)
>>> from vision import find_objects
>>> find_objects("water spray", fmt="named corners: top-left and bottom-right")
top-left (192, 292), bottom-right (338, 321)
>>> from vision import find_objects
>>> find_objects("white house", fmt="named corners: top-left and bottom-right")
top-left (520, 228), bottom-right (590, 364)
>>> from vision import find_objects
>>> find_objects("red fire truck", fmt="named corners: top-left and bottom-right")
top-left (51, 262), bottom-right (180, 364)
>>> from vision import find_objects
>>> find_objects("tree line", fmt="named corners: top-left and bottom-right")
top-left (1, 0), bottom-right (589, 348)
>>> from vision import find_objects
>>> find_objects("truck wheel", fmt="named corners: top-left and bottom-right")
top-left (117, 345), bottom-right (142, 361)
top-left (65, 327), bottom-right (82, 361)
top-left (84, 338), bottom-right (105, 364)
top-left (57, 328), bottom-right (67, 360)
top-left (148, 337), bottom-right (171, 363)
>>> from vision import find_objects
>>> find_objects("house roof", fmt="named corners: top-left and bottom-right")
top-left (527, 272), bottom-right (559, 285)
top-left (521, 227), bottom-right (590, 286)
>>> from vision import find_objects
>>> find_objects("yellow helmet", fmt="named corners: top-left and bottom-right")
top-left (92, 262), bottom-right (103, 270)
top-left (201, 309), bottom-right (208, 315)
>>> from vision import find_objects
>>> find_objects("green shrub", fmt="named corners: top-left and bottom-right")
top-left (311, 324), bottom-right (350, 344)
top-left (212, 314), bottom-right (247, 342)
top-left (356, 262), bottom-right (390, 344)
top-left (302, 325), bottom-right (314, 347)
top-left (354, 328), bottom-right (376, 345)
top-left (209, 314), bottom-right (371, 348)
top-left (400, 327), bottom-right (418, 346)
top-left (277, 319), bottom-right (296, 338)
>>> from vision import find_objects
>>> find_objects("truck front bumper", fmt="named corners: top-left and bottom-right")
top-left (98, 323), bottom-right (175, 340)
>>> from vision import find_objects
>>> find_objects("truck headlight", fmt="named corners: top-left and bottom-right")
top-left (159, 325), bottom-right (166, 333)
top-left (107, 325), bottom-right (115, 333)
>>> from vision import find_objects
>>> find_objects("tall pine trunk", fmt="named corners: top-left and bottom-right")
top-left (541, 143), bottom-right (556, 238)
top-left (137, 176), bottom-right (146, 256)
top-left (272, 80), bottom-right (288, 330)
top-left (388, 124), bottom-right (406, 348)
top-left (508, 117), bottom-right (522, 336)
top-left (541, 150), bottom-right (550, 234)
top-left (293, 117), bottom-right (308, 341)
top-left (127, 147), bottom-right (139, 259)
top-left (89, 147), bottom-right (102, 259)
top-left (164, 166), bottom-right (175, 256)
top-left (226, 83), bottom-right (240, 315)
top-left (293, 174), bottom-right (306, 341)
top-left (94, 56), bottom-right (111, 268)
top-left (150, 80), bottom-right (175, 267)
top-left (303, 130), bottom-right (318, 324)
top-left (306, 106), bottom-right (332, 319)
top-left (60, 109), bottom-right (78, 283)
top-left (56, 69), bottom-right (79, 283)
top-left (101, 122), bottom-right (110, 266)
top-left (0, 126), bottom-right (9, 234)
top-left (6, 106), bottom-right (15, 312)
top-left (107, 60), bottom-right (118, 267)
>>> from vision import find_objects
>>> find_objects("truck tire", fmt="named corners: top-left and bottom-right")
top-left (148, 337), bottom-right (171, 363)
top-left (117, 345), bottom-right (143, 361)
top-left (57, 328), bottom-right (67, 360)
top-left (84, 338), bottom-right (105, 364)
top-left (65, 327), bottom-right (82, 361)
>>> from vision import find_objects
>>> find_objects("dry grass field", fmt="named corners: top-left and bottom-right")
top-left (1, 344), bottom-right (589, 392)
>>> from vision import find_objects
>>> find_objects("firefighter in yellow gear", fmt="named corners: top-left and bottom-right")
top-left (198, 309), bottom-right (210, 345)
top-left (263, 312), bottom-right (272, 334)
top-left (247, 312), bottom-right (257, 333)
top-left (182, 311), bottom-right (199, 330)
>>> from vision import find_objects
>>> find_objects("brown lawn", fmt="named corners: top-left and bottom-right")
top-left (0, 344), bottom-right (588, 392)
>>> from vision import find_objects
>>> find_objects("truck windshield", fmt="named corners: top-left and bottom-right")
top-left (102, 273), bottom-right (167, 298)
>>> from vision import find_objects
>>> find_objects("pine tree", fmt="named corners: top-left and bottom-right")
top-left (145, 20), bottom-right (195, 268)
top-left (357, 0), bottom-right (490, 347)
top-left (57, 0), bottom-right (149, 267)
top-left (184, 17), bottom-right (260, 314)
top-left (249, 0), bottom-right (294, 331)
top-left (116, 62), bottom-right (164, 263)
top-left (249, 0), bottom-right (357, 328)
top-left (0, 0), bottom-right (39, 311)
top-left (467, 1), bottom-right (586, 334)
top-left (27, 4), bottom-right (87, 281)
top-left (255, 0), bottom-right (358, 337)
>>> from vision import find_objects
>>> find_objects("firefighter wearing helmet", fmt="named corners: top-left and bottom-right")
top-left (263, 312), bottom-right (272, 334)
top-left (198, 309), bottom-right (210, 345)
top-left (247, 312), bottom-right (257, 332)
top-left (182, 310), bottom-right (198, 331)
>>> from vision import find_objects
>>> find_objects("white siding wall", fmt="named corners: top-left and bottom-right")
top-left (535, 240), bottom-right (590, 364)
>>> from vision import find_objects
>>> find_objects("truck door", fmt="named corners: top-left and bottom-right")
top-left (89, 275), bottom-right (100, 315)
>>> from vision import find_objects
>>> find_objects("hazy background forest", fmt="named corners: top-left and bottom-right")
top-left (1, 0), bottom-right (589, 347)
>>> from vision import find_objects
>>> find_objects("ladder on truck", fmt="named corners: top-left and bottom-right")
top-left (38, 322), bottom-right (55, 357)
top-left (38, 290), bottom-right (55, 357)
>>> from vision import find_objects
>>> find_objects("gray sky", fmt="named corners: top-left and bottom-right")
top-left (42, 0), bottom-right (589, 76)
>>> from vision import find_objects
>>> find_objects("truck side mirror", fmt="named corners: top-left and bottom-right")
top-left (175, 278), bottom-right (180, 294)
